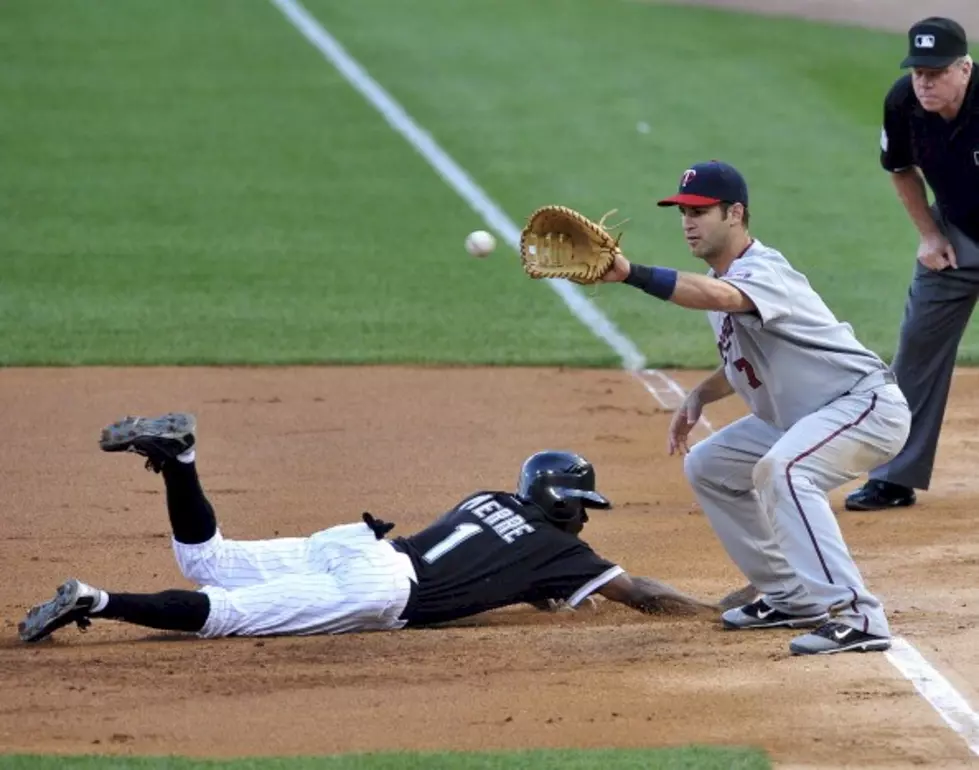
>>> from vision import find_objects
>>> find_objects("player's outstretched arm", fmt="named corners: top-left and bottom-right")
top-left (602, 253), bottom-right (756, 313)
top-left (597, 573), bottom-right (717, 616)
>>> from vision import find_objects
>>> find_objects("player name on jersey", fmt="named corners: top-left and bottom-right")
top-left (461, 494), bottom-right (536, 543)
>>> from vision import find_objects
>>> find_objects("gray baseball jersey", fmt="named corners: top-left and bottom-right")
top-left (708, 240), bottom-right (888, 430)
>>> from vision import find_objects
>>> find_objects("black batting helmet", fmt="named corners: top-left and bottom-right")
top-left (517, 450), bottom-right (611, 527)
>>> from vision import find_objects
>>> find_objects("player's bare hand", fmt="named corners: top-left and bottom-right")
top-left (601, 252), bottom-right (631, 283)
top-left (540, 597), bottom-right (599, 612)
top-left (668, 394), bottom-right (702, 455)
top-left (918, 233), bottom-right (957, 271)
top-left (717, 582), bottom-right (761, 611)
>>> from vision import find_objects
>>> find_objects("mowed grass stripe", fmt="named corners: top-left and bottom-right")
top-left (0, 0), bottom-right (614, 366)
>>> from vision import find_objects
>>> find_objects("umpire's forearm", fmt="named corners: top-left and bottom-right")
top-left (891, 169), bottom-right (941, 239)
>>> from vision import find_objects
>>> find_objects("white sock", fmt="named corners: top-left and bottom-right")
top-left (90, 589), bottom-right (109, 614)
top-left (177, 448), bottom-right (196, 464)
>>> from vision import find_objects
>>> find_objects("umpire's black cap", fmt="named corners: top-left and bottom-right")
top-left (901, 17), bottom-right (969, 69)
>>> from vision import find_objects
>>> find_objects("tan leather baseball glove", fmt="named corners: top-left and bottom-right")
top-left (519, 205), bottom-right (624, 285)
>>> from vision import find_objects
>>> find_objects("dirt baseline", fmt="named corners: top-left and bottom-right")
top-left (1, 366), bottom-right (978, 768)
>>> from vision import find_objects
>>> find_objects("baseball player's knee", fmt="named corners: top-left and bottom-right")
top-left (195, 586), bottom-right (232, 638)
top-left (172, 533), bottom-right (224, 586)
top-left (752, 452), bottom-right (788, 493)
top-left (175, 551), bottom-right (211, 585)
top-left (684, 441), bottom-right (727, 487)
top-left (683, 445), bottom-right (707, 485)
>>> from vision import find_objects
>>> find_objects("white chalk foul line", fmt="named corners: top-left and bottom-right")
top-left (887, 639), bottom-right (979, 754)
top-left (635, 368), bottom-right (716, 435)
top-left (270, 0), bottom-right (979, 757)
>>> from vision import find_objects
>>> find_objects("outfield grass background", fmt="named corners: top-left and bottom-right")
top-left (4, 0), bottom-right (978, 367)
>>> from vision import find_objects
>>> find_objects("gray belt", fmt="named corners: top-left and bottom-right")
top-left (844, 369), bottom-right (896, 396)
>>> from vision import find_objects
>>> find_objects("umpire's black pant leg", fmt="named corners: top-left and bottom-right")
top-left (870, 262), bottom-right (979, 490)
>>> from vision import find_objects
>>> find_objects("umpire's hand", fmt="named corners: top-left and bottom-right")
top-left (918, 233), bottom-right (958, 271)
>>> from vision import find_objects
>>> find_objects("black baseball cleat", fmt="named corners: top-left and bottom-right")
top-left (722, 597), bottom-right (829, 629)
top-left (789, 621), bottom-right (892, 655)
top-left (99, 412), bottom-right (196, 472)
top-left (844, 480), bottom-right (916, 511)
top-left (19, 579), bottom-right (101, 643)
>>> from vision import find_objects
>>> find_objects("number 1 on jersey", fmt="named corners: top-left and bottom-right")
top-left (422, 523), bottom-right (483, 563)
top-left (733, 357), bottom-right (763, 389)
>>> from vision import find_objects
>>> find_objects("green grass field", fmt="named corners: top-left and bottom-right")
top-left (0, 748), bottom-right (771, 770)
top-left (3, 0), bottom-right (978, 367)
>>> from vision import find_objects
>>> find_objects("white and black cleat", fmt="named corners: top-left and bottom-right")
top-left (99, 412), bottom-right (196, 472)
top-left (722, 597), bottom-right (829, 630)
top-left (789, 621), bottom-right (892, 655)
top-left (19, 579), bottom-right (101, 643)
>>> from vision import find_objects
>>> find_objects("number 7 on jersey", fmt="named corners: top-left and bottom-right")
top-left (733, 357), bottom-right (763, 389)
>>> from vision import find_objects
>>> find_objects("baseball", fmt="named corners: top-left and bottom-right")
top-left (465, 230), bottom-right (496, 257)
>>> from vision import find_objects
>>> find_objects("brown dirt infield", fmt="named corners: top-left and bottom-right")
top-left (1, 366), bottom-right (978, 768)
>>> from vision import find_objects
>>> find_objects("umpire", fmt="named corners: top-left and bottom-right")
top-left (847, 17), bottom-right (979, 511)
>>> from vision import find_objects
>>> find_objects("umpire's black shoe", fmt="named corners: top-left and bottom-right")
top-left (844, 480), bottom-right (916, 511)
top-left (99, 413), bottom-right (196, 473)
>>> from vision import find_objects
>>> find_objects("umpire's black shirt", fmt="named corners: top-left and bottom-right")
top-left (391, 492), bottom-right (622, 627)
top-left (880, 69), bottom-right (979, 242)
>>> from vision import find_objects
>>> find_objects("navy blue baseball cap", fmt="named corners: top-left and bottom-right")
top-left (657, 161), bottom-right (749, 208)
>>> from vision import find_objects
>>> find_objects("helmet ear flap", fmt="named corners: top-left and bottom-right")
top-left (541, 495), bottom-right (585, 528)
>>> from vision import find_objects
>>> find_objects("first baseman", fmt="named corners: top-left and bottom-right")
top-left (601, 161), bottom-right (912, 654)
top-left (19, 413), bottom-right (718, 643)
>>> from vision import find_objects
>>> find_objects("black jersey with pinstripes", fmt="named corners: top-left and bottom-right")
top-left (391, 492), bottom-right (621, 627)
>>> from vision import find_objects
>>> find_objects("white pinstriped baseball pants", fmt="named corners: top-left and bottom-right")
top-left (171, 522), bottom-right (417, 637)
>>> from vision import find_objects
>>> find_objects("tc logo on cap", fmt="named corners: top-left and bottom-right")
top-left (915, 34), bottom-right (936, 49)
top-left (680, 169), bottom-right (697, 187)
